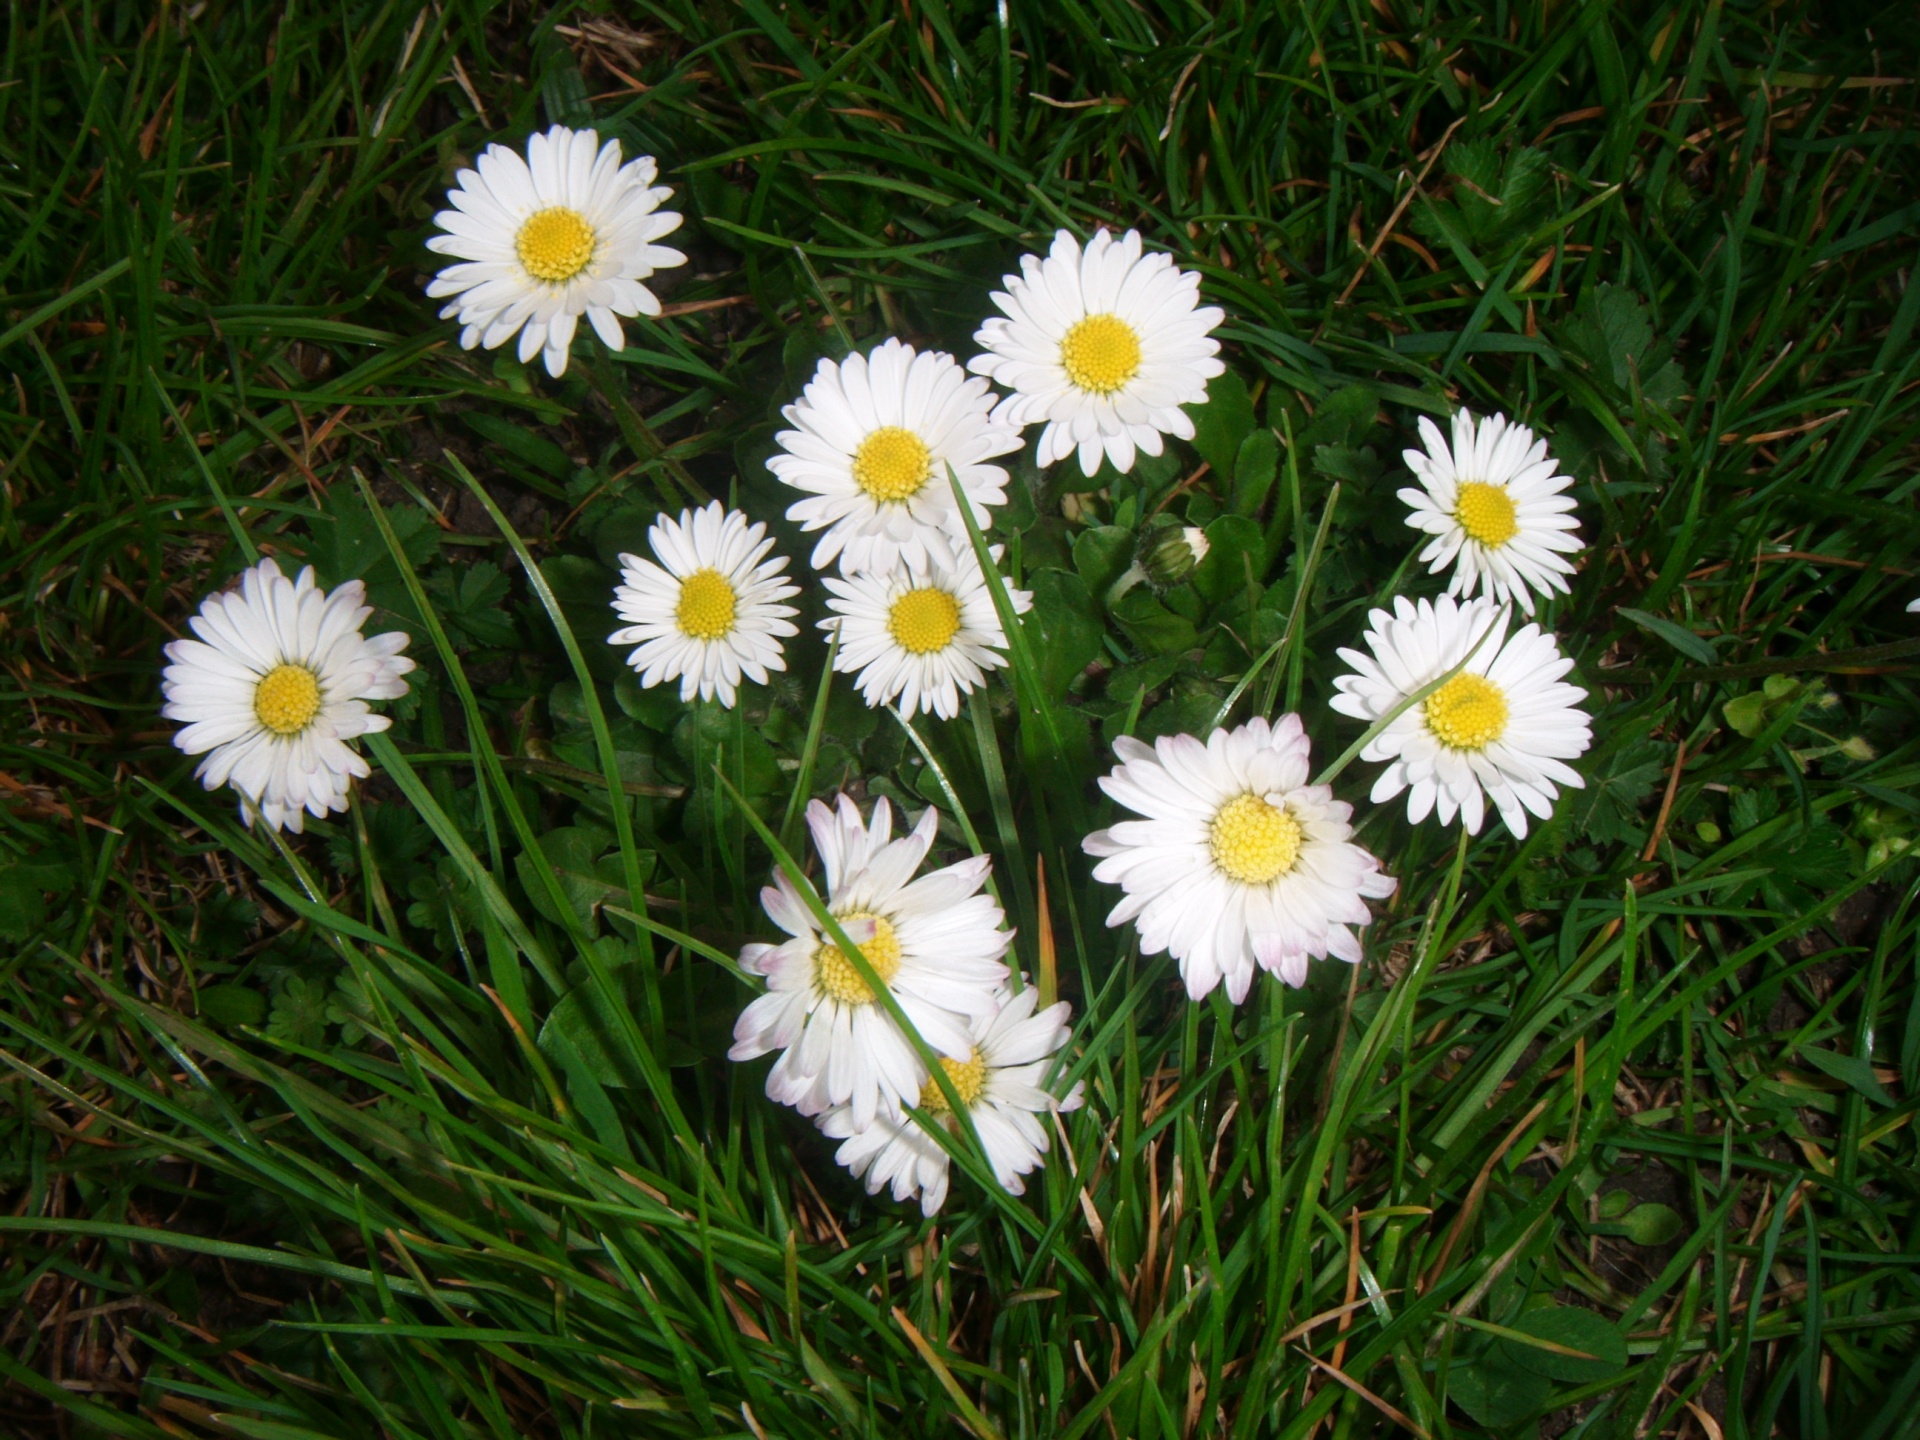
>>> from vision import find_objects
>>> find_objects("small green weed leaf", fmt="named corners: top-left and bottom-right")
top-left (1563, 742), bottom-right (1666, 847)
top-left (1193, 515), bottom-right (1265, 604)
top-left (1497, 1305), bottom-right (1628, 1382)
top-left (1295, 384), bottom-right (1378, 452)
top-left (426, 560), bottom-right (517, 648)
top-left (1449, 1351), bottom-right (1552, 1427)
top-left (459, 412), bottom-right (571, 479)
top-left (1723, 690), bottom-right (1772, 737)
top-left (197, 984), bottom-right (266, 1028)
top-left (266, 975), bottom-right (330, 1049)
top-left (1618, 607), bottom-right (1719, 664)
top-left (1112, 589), bottom-right (1198, 656)
top-left (1622, 1202), bottom-right (1686, 1246)
top-left (1311, 443), bottom-right (1382, 487)
top-left (1231, 429), bottom-right (1278, 516)
top-left (1796, 1045), bottom-right (1892, 1105)
top-left (0, 860), bottom-right (70, 939)
top-left (514, 825), bottom-right (644, 936)
top-left (1191, 370), bottom-right (1253, 481)
top-left (1558, 283), bottom-right (1685, 407)
top-left (1597, 1188), bottom-right (1636, 1221)
top-left (1026, 569), bottom-right (1103, 699)
top-left (1072, 525), bottom-right (1135, 599)
top-left (673, 706), bottom-right (780, 795)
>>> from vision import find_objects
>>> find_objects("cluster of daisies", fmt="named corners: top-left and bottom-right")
top-left (157, 123), bottom-right (1600, 1213)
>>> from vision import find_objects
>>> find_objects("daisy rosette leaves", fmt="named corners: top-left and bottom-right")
top-left (729, 795), bottom-right (1012, 1130)
top-left (768, 337), bottom-right (1022, 574)
top-left (609, 500), bottom-right (800, 709)
top-left (1330, 595), bottom-right (1593, 837)
top-left (1399, 410), bottom-right (1582, 616)
top-left (161, 558), bottom-right (415, 833)
top-left (821, 539), bottom-right (1032, 721)
top-left (426, 124), bottom-right (686, 377)
top-left (820, 986), bottom-right (1083, 1216)
top-left (1083, 716), bottom-right (1396, 1003)
top-left (969, 227), bottom-right (1225, 477)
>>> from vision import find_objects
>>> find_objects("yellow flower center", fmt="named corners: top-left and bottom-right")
top-left (1208, 793), bottom-right (1303, 886)
top-left (814, 912), bottom-right (903, 1005)
top-left (1059, 313), bottom-right (1142, 395)
top-left (851, 426), bottom-right (932, 503)
top-left (675, 569), bottom-right (738, 641)
top-left (887, 587), bottom-right (962, 655)
top-left (1454, 482), bottom-right (1519, 548)
top-left (920, 1050), bottom-right (988, 1114)
top-left (515, 206), bottom-right (597, 283)
top-left (253, 663), bottom-right (322, 737)
top-left (1425, 672), bottom-right (1509, 751)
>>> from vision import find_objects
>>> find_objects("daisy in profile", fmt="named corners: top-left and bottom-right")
top-left (729, 795), bottom-right (1013, 1130)
top-left (1329, 595), bottom-right (1591, 837)
top-left (821, 540), bottom-right (1031, 721)
top-left (969, 228), bottom-right (1224, 477)
top-left (819, 986), bottom-right (1084, 1216)
top-left (1083, 717), bottom-right (1397, 1003)
top-left (426, 124), bottom-right (686, 377)
top-left (609, 501), bottom-right (799, 709)
top-left (768, 338), bottom-right (1023, 574)
top-left (162, 558), bottom-right (415, 833)
top-left (1398, 410), bottom-right (1582, 616)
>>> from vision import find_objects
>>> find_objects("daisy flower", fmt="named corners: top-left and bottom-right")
top-left (1329, 595), bottom-right (1592, 837)
top-left (1398, 410), bottom-right (1582, 616)
top-left (729, 795), bottom-right (1013, 1130)
top-left (768, 338), bottom-right (1023, 574)
top-left (161, 558), bottom-right (415, 833)
top-left (821, 540), bottom-right (1032, 721)
top-left (425, 124), bottom-right (686, 378)
top-left (819, 986), bottom-right (1084, 1216)
top-left (969, 227), bottom-right (1225, 477)
top-left (1083, 716), bottom-right (1397, 1003)
top-left (609, 501), bottom-right (800, 709)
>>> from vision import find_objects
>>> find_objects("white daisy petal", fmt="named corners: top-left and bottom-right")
top-left (1331, 594), bottom-right (1594, 838)
top-left (969, 227), bottom-right (1224, 477)
top-left (609, 501), bottom-right (801, 710)
top-left (426, 125), bottom-right (687, 378)
top-left (161, 559), bottom-right (415, 832)
top-left (1082, 715), bottom-right (1397, 1002)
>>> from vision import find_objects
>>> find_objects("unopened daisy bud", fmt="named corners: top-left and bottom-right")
top-left (1839, 735), bottom-right (1877, 762)
top-left (1145, 526), bottom-right (1210, 587)
top-left (161, 559), bottom-right (415, 833)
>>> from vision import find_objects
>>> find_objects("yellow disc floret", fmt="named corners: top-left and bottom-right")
top-left (1425, 672), bottom-right (1509, 751)
top-left (1454, 482), bottom-right (1519, 549)
top-left (887, 587), bottom-right (962, 655)
top-left (1208, 793), bottom-right (1303, 886)
top-left (253, 663), bottom-right (322, 737)
top-left (920, 1050), bottom-right (987, 1114)
top-left (515, 206), bottom-right (597, 283)
top-left (814, 912), bottom-right (903, 1005)
top-left (675, 569), bottom-right (738, 640)
top-left (1059, 313), bottom-right (1142, 395)
top-left (851, 426), bottom-right (933, 503)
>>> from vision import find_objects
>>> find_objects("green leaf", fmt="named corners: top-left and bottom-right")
top-left (1623, 1202), bottom-right (1686, 1246)
top-left (459, 411), bottom-right (572, 479)
top-left (513, 825), bottom-right (652, 936)
top-left (1496, 1305), bottom-right (1628, 1383)
top-left (266, 975), bottom-right (330, 1049)
top-left (0, 860), bottom-right (69, 939)
top-left (1295, 384), bottom-right (1378, 453)
top-left (308, 485), bottom-right (438, 593)
top-left (197, 983), bottom-right (267, 1028)
top-left (1190, 370), bottom-right (1254, 481)
top-left (1112, 589), bottom-right (1198, 656)
top-left (1230, 430), bottom-right (1279, 516)
top-left (1618, 607), bottom-right (1719, 665)
top-left (1796, 1045), bottom-right (1892, 1106)
top-left (1192, 515), bottom-right (1265, 604)
top-left (1025, 569), bottom-right (1103, 700)
top-left (1072, 525), bottom-right (1135, 599)
top-left (1723, 690), bottom-right (1771, 738)
top-left (1449, 1351), bottom-right (1552, 1427)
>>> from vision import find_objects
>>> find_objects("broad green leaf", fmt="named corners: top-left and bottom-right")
top-left (1190, 369), bottom-right (1254, 481)
top-left (1496, 1305), bottom-right (1628, 1383)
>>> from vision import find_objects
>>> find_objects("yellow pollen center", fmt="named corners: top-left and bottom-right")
top-left (920, 1050), bottom-right (988, 1114)
top-left (1208, 793), bottom-right (1303, 886)
top-left (814, 913), bottom-right (903, 1005)
top-left (675, 569), bottom-right (738, 641)
top-left (1060, 313), bottom-right (1142, 395)
top-left (253, 663), bottom-right (322, 737)
top-left (1425, 673), bottom-right (1509, 751)
top-left (887, 587), bottom-right (962, 655)
top-left (1455, 482), bottom-right (1519, 548)
top-left (851, 426), bottom-right (933, 503)
top-left (515, 206), bottom-right (597, 283)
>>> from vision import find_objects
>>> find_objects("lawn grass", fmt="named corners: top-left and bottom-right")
top-left (3, 1), bottom-right (1919, 1436)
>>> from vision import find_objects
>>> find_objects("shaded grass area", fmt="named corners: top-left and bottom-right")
top-left (3, 1), bottom-right (1919, 1437)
